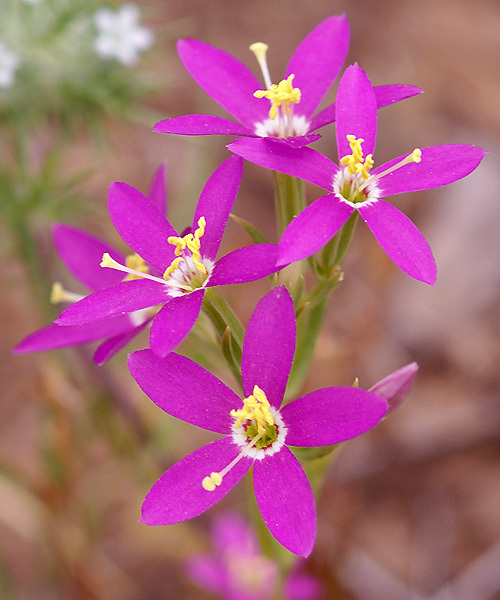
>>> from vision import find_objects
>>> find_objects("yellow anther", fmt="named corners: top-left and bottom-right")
top-left (254, 74), bottom-right (301, 120)
top-left (124, 253), bottom-right (149, 281)
top-left (50, 282), bottom-right (65, 304)
top-left (50, 282), bottom-right (85, 304)
top-left (249, 42), bottom-right (268, 61)
top-left (163, 216), bottom-right (208, 280)
top-left (231, 385), bottom-right (274, 435)
top-left (202, 472), bottom-right (222, 491)
top-left (410, 148), bottom-right (422, 163)
top-left (163, 256), bottom-right (184, 280)
top-left (340, 135), bottom-right (373, 180)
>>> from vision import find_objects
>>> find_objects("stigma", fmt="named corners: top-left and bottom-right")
top-left (250, 42), bottom-right (306, 138)
top-left (334, 135), bottom-right (421, 207)
top-left (201, 385), bottom-right (287, 492)
top-left (100, 216), bottom-right (213, 297)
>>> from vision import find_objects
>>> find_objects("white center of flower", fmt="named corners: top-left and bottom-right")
top-left (254, 114), bottom-right (310, 138)
top-left (231, 406), bottom-right (287, 460)
top-left (333, 166), bottom-right (381, 209)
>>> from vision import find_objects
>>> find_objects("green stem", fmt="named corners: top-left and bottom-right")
top-left (202, 288), bottom-right (245, 385)
top-left (285, 295), bottom-right (328, 400)
top-left (273, 172), bottom-right (306, 236)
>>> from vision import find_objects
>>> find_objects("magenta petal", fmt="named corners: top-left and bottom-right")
top-left (282, 387), bottom-right (388, 447)
top-left (185, 556), bottom-right (225, 593)
top-left (266, 134), bottom-right (322, 148)
top-left (56, 279), bottom-right (170, 325)
top-left (52, 224), bottom-right (125, 291)
top-left (93, 319), bottom-right (150, 365)
top-left (177, 39), bottom-right (266, 129)
top-left (369, 362), bottom-right (418, 414)
top-left (285, 15), bottom-right (349, 118)
top-left (154, 114), bottom-right (254, 137)
top-left (228, 138), bottom-right (338, 190)
top-left (128, 349), bottom-right (241, 433)
top-left (278, 195), bottom-right (353, 266)
top-left (253, 448), bottom-right (315, 557)
top-left (141, 437), bottom-right (252, 525)
top-left (149, 290), bottom-right (204, 357)
top-left (309, 84), bottom-right (422, 133)
top-left (193, 155), bottom-right (243, 261)
top-left (108, 182), bottom-right (177, 272)
top-left (358, 200), bottom-right (437, 285)
top-left (375, 145), bottom-right (487, 196)
top-left (13, 318), bottom-right (133, 354)
top-left (373, 83), bottom-right (423, 109)
top-left (148, 163), bottom-right (167, 215)
top-left (207, 244), bottom-right (280, 287)
top-left (241, 287), bottom-right (295, 409)
top-left (335, 64), bottom-right (377, 159)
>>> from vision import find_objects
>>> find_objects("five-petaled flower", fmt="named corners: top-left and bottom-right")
top-left (154, 15), bottom-right (422, 150)
top-left (54, 155), bottom-right (282, 357)
top-left (128, 286), bottom-right (389, 556)
top-left (13, 165), bottom-right (168, 364)
top-left (229, 64), bottom-right (487, 285)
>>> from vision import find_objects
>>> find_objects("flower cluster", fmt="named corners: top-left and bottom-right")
top-left (15, 13), bottom-right (485, 563)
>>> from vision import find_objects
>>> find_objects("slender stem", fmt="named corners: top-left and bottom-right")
top-left (202, 288), bottom-right (245, 385)
top-left (284, 295), bottom-right (328, 401)
top-left (272, 172), bottom-right (306, 236)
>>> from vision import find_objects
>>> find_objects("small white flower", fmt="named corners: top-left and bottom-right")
top-left (0, 42), bottom-right (21, 89)
top-left (21, 0), bottom-right (43, 4)
top-left (93, 3), bottom-right (154, 67)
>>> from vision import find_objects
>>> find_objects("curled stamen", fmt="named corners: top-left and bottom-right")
top-left (163, 216), bottom-right (207, 280)
top-left (254, 74), bottom-right (301, 121)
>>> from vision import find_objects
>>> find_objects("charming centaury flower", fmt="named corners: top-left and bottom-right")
top-left (13, 165), bottom-right (168, 365)
top-left (54, 155), bottom-right (282, 357)
top-left (154, 15), bottom-right (421, 149)
top-left (94, 3), bottom-right (154, 67)
top-left (186, 512), bottom-right (280, 600)
top-left (128, 286), bottom-right (389, 556)
top-left (0, 41), bottom-right (21, 88)
top-left (229, 64), bottom-right (486, 285)
top-left (187, 511), bottom-right (323, 600)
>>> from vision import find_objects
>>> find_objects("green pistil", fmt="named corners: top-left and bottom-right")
top-left (341, 179), bottom-right (367, 204)
top-left (245, 422), bottom-right (277, 449)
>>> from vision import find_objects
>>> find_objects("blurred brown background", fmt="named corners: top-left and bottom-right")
top-left (2, 0), bottom-right (500, 599)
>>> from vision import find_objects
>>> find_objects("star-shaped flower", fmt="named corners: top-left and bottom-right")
top-left (13, 165), bottom-right (168, 364)
top-left (55, 155), bottom-right (281, 357)
top-left (128, 286), bottom-right (389, 556)
top-left (93, 3), bottom-right (154, 67)
top-left (155, 16), bottom-right (421, 149)
top-left (229, 64), bottom-right (487, 284)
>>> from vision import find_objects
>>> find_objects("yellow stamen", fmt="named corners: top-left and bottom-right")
top-left (202, 433), bottom-right (261, 492)
top-left (50, 282), bottom-right (84, 304)
top-left (254, 74), bottom-right (301, 120)
top-left (359, 147), bottom-right (422, 192)
top-left (230, 385), bottom-right (274, 435)
top-left (163, 216), bottom-right (207, 280)
top-left (101, 252), bottom-right (166, 285)
top-left (124, 253), bottom-right (149, 280)
top-left (340, 135), bottom-right (374, 179)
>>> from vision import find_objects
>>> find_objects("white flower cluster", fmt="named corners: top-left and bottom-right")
top-left (94, 3), bottom-right (154, 67)
top-left (0, 41), bottom-right (21, 89)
